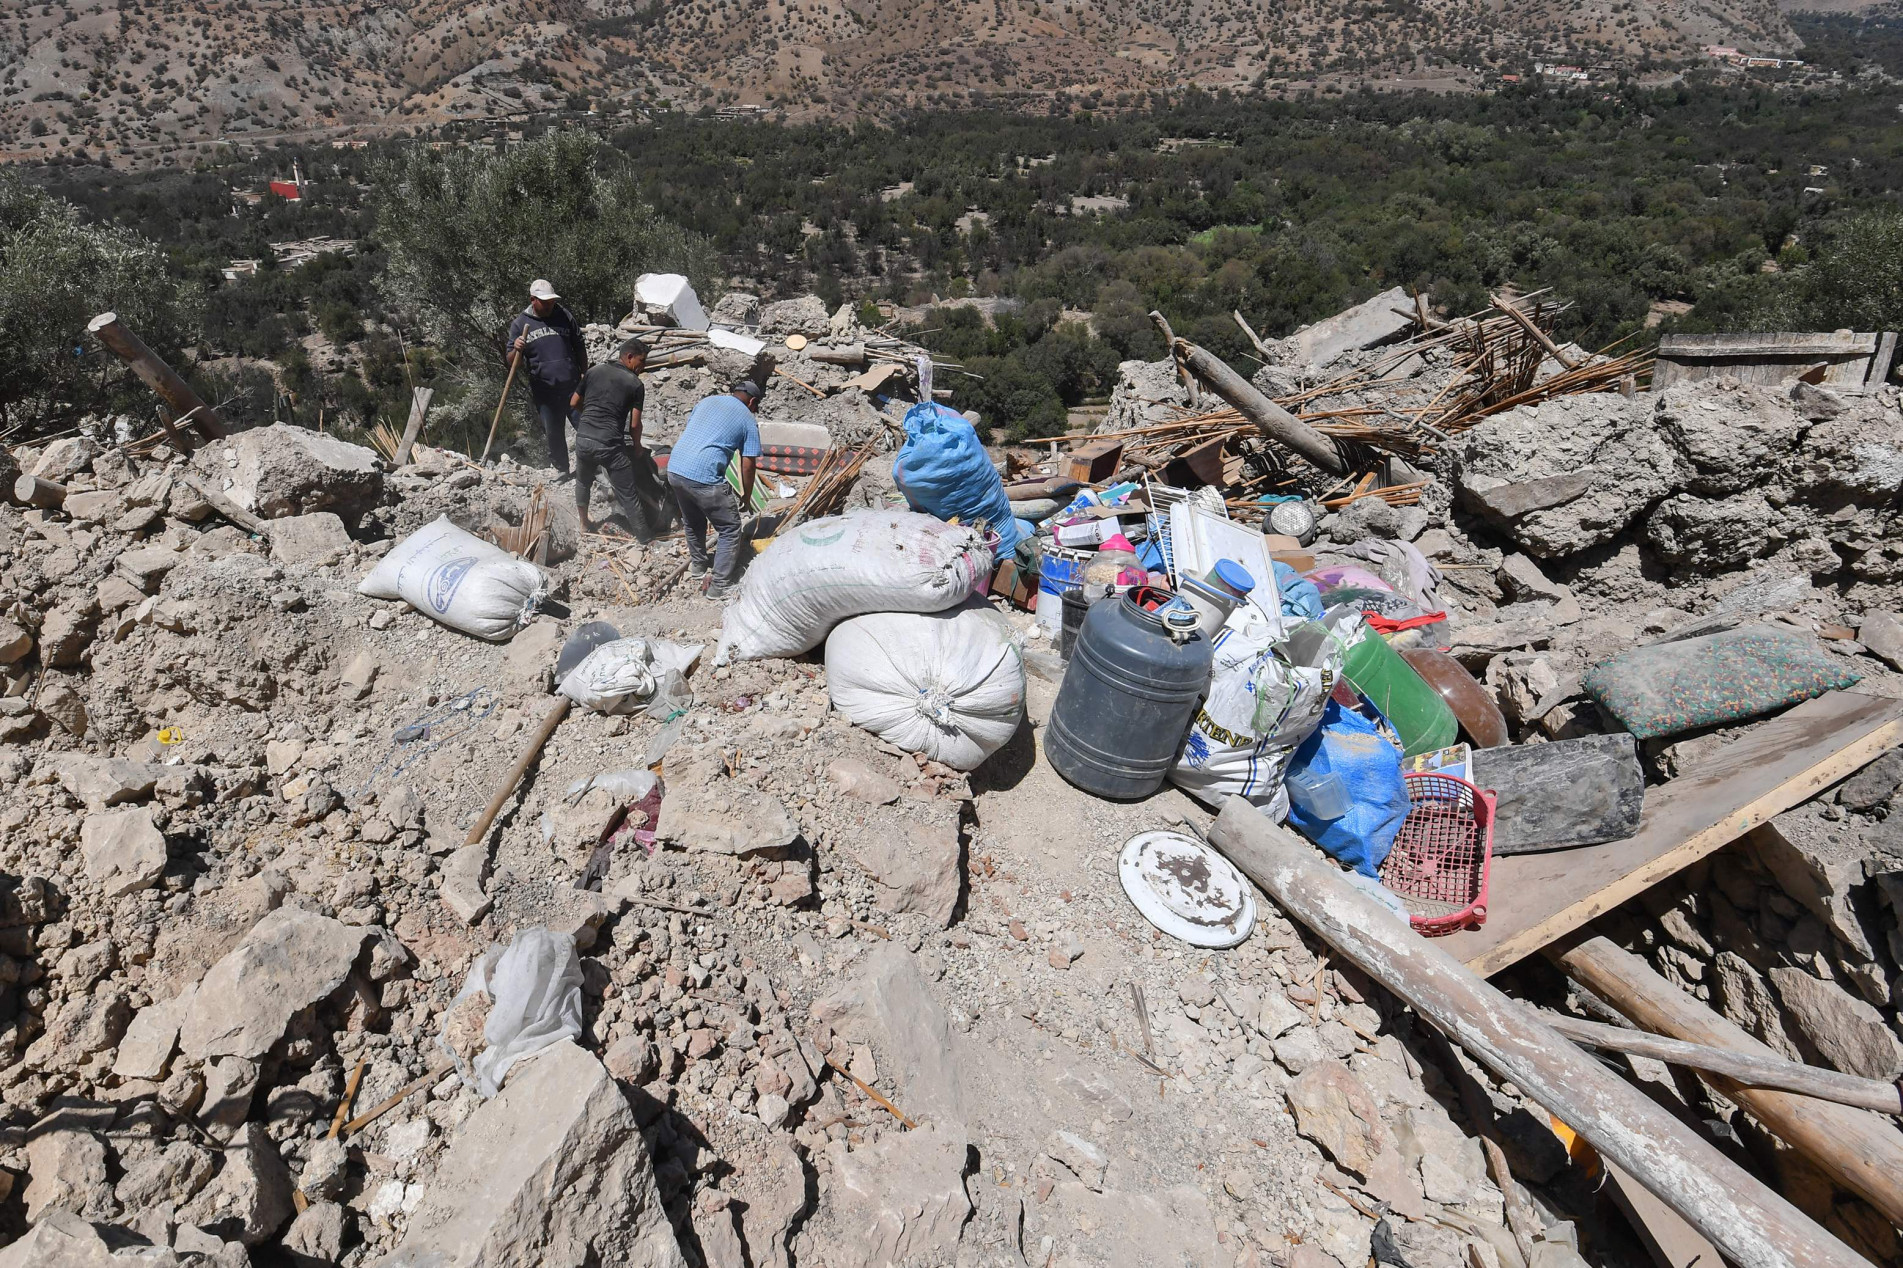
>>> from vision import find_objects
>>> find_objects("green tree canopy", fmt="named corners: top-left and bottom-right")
top-left (371, 131), bottom-right (717, 363)
top-left (0, 172), bottom-right (199, 434)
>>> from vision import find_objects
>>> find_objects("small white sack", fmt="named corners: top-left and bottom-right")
top-left (439, 927), bottom-right (582, 1098)
top-left (556, 636), bottom-right (703, 714)
top-left (1169, 602), bottom-right (1343, 817)
top-left (718, 510), bottom-right (993, 663)
top-left (359, 515), bottom-right (547, 642)
top-left (825, 599), bottom-right (1025, 770)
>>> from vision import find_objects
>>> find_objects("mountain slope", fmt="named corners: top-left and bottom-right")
top-left (0, 0), bottom-right (1799, 160)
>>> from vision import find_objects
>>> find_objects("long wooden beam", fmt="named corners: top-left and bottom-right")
top-left (1554, 936), bottom-right (1903, 1229)
top-left (1150, 313), bottom-right (1350, 476)
top-left (87, 312), bottom-right (224, 441)
top-left (1206, 802), bottom-right (1866, 1268)
top-left (1534, 1007), bottom-right (1903, 1116)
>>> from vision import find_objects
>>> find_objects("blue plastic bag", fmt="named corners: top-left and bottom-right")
top-left (893, 403), bottom-right (1023, 556)
top-left (1284, 699), bottom-right (1410, 877)
top-left (1274, 562), bottom-right (1324, 622)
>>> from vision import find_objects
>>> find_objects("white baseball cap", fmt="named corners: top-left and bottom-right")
top-left (528, 279), bottom-right (561, 301)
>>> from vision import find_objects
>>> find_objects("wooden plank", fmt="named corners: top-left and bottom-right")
top-left (394, 386), bottom-right (433, 467)
top-left (1865, 331), bottom-right (1897, 391)
top-left (1659, 333), bottom-right (1877, 357)
top-left (1603, 1160), bottom-right (1722, 1268)
top-left (1447, 690), bottom-right (1903, 977)
top-left (1205, 804), bottom-right (1868, 1268)
top-left (1557, 936), bottom-right (1903, 1229)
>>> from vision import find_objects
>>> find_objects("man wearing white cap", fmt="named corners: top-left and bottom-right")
top-left (505, 279), bottom-right (587, 478)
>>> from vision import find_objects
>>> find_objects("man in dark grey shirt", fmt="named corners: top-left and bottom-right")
top-left (569, 339), bottom-right (671, 542)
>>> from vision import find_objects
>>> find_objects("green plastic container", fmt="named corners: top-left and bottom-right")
top-left (1341, 629), bottom-right (1459, 757)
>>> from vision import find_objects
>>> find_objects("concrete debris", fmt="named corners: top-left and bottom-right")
top-left (374, 1040), bottom-right (684, 1267)
top-left (819, 1123), bottom-right (971, 1268)
top-left (8, 289), bottom-right (1903, 1268)
top-left (78, 806), bottom-right (168, 897)
top-left (193, 423), bottom-right (384, 524)
top-left (178, 907), bottom-right (372, 1061)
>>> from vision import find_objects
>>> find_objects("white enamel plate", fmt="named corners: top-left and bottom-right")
top-left (1118, 830), bottom-right (1257, 949)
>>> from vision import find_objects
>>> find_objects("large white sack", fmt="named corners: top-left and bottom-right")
top-left (1169, 602), bottom-right (1345, 817)
top-left (825, 599), bottom-right (1024, 770)
top-left (359, 515), bottom-right (547, 642)
top-left (717, 510), bottom-right (993, 663)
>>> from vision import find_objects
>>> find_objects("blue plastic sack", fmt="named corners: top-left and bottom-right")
top-left (894, 403), bottom-right (1024, 556)
top-left (1284, 698), bottom-right (1410, 877)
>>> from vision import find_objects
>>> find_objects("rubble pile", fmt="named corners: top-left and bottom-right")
top-left (0, 412), bottom-right (1562, 1268)
top-left (4, 278), bottom-right (1902, 1268)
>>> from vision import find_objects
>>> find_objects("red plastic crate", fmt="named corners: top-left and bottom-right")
top-left (1378, 772), bottom-right (1495, 936)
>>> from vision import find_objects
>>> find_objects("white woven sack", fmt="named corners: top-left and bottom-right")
top-left (1169, 602), bottom-right (1344, 816)
top-left (825, 600), bottom-right (1024, 770)
top-left (717, 509), bottom-right (993, 663)
top-left (360, 515), bottom-right (547, 642)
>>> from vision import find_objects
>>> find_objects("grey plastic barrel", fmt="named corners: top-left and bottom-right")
top-left (1045, 591), bottom-right (1214, 800)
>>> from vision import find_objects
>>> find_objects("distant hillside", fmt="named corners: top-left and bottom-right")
top-left (0, 0), bottom-right (1800, 160)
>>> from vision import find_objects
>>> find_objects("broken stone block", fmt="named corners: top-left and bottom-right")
top-left (33, 436), bottom-right (98, 481)
top-left (1839, 748), bottom-right (1903, 812)
top-left (0, 1210), bottom-right (167, 1268)
top-left (1767, 966), bottom-right (1903, 1081)
top-left (438, 844), bottom-right (493, 926)
top-left (115, 1141), bottom-right (214, 1212)
top-left (24, 992), bottom-right (132, 1071)
top-left (821, 1123), bottom-right (971, 1268)
top-left (1287, 1059), bottom-right (1395, 1178)
top-left (114, 992), bottom-right (189, 1081)
top-left (180, 1121), bottom-right (293, 1246)
top-left (194, 424), bottom-right (384, 524)
top-left (810, 944), bottom-right (966, 1127)
top-left (299, 1137), bottom-right (349, 1203)
top-left (197, 1055), bottom-right (260, 1139)
top-left (1372, 1215), bottom-right (1467, 1268)
top-left (1288, 286), bottom-right (1413, 372)
top-left (267, 511), bottom-right (352, 565)
top-left (1455, 394), bottom-right (1677, 558)
top-left (372, 1040), bottom-right (685, 1267)
top-left (283, 1200), bottom-right (347, 1262)
top-left (1751, 815), bottom-right (1874, 959)
top-left (655, 770), bottom-right (798, 856)
top-left (79, 806), bottom-right (168, 897)
top-left (0, 619), bottom-right (30, 665)
top-left (1860, 610), bottom-right (1903, 672)
top-left (1045, 1129), bottom-right (1108, 1191)
top-left (828, 757), bottom-right (901, 805)
top-left (338, 650), bottom-right (379, 701)
top-left (840, 811), bottom-right (962, 927)
top-left (38, 603), bottom-right (96, 667)
top-left (178, 907), bottom-right (372, 1062)
top-left (115, 546), bottom-right (183, 593)
top-left (1498, 553), bottom-right (1568, 604)
top-left (36, 682), bottom-right (87, 737)
top-left (50, 754), bottom-right (168, 807)
top-left (758, 294), bottom-right (831, 340)
top-left (22, 1125), bottom-right (109, 1221)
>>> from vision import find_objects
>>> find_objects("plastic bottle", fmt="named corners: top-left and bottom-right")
top-left (1285, 766), bottom-right (1351, 819)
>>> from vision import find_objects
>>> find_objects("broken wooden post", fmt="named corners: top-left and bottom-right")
top-left (12, 474), bottom-right (66, 509)
top-left (1555, 936), bottom-right (1903, 1228)
top-left (1533, 1006), bottom-right (1903, 1116)
top-left (1150, 313), bottom-right (1349, 477)
top-left (1205, 802), bottom-right (1867, 1268)
top-left (808, 343), bottom-right (867, 367)
top-left (394, 386), bottom-right (434, 467)
top-left (1490, 293), bottom-right (1580, 370)
top-left (87, 312), bottom-right (225, 441)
